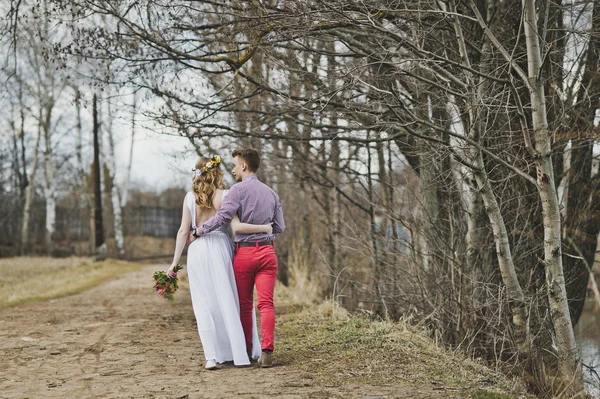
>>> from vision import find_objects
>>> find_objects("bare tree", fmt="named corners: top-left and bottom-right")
top-left (20, 120), bottom-right (42, 255)
top-left (93, 93), bottom-right (106, 260)
top-left (104, 85), bottom-right (126, 258)
top-left (46, 0), bottom-right (600, 392)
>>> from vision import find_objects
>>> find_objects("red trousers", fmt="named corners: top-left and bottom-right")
top-left (233, 244), bottom-right (278, 352)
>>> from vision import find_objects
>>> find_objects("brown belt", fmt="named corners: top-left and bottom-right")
top-left (235, 240), bottom-right (274, 248)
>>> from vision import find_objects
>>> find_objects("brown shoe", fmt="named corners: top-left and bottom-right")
top-left (258, 351), bottom-right (273, 368)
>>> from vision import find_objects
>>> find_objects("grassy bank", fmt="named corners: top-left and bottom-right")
top-left (0, 256), bottom-right (142, 308)
top-left (275, 286), bottom-right (527, 398)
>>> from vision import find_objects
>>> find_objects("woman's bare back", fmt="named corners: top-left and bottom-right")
top-left (194, 189), bottom-right (225, 227)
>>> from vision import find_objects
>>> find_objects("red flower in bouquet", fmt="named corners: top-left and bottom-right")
top-left (153, 264), bottom-right (184, 302)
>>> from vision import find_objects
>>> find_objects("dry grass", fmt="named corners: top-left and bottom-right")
top-left (282, 242), bottom-right (324, 307)
top-left (276, 244), bottom-right (526, 397)
top-left (66, 236), bottom-right (176, 259)
top-left (275, 286), bottom-right (528, 398)
top-left (0, 256), bottom-right (142, 308)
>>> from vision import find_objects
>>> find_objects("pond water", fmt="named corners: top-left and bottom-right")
top-left (576, 299), bottom-right (600, 397)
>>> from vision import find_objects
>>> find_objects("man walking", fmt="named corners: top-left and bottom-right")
top-left (198, 149), bottom-right (285, 367)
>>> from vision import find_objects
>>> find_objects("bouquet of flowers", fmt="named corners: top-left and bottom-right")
top-left (153, 264), bottom-right (184, 302)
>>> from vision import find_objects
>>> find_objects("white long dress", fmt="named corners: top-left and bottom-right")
top-left (185, 191), bottom-right (261, 366)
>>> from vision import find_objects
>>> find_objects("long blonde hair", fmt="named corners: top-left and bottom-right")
top-left (192, 157), bottom-right (224, 209)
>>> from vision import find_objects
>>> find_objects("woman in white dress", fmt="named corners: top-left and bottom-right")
top-left (167, 155), bottom-right (270, 369)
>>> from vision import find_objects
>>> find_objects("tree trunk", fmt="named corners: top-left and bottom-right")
top-left (326, 49), bottom-right (342, 296)
top-left (375, 136), bottom-right (390, 307)
top-left (450, 1), bottom-right (529, 350)
top-left (523, 0), bottom-right (582, 389)
top-left (366, 135), bottom-right (386, 317)
top-left (121, 91), bottom-right (137, 209)
top-left (285, 51), bottom-right (313, 271)
top-left (93, 93), bottom-right (106, 260)
top-left (465, 178), bottom-right (484, 273)
top-left (11, 116), bottom-right (23, 196)
top-left (110, 175), bottom-right (125, 258)
top-left (19, 82), bottom-right (28, 195)
top-left (472, 152), bottom-right (527, 317)
top-left (106, 90), bottom-right (126, 258)
top-left (21, 125), bottom-right (42, 255)
top-left (415, 100), bottom-right (436, 272)
top-left (74, 87), bottom-right (84, 178)
top-left (74, 87), bottom-right (95, 252)
top-left (42, 103), bottom-right (55, 256)
top-left (563, 0), bottom-right (600, 326)
top-left (328, 137), bottom-right (342, 297)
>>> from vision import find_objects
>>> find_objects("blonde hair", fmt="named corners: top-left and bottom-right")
top-left (192, 157), bottom-right (224, 209)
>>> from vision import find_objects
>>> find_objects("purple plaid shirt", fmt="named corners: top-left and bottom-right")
top-left (200, 174), bottom-right (285, 242)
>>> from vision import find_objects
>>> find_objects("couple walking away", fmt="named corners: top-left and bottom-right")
top-left (168, 149), bottom-right (285, 370)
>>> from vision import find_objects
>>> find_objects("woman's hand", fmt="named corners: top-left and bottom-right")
top-left (264, 222), bottom-right (273, 235)
top-left (167, 264), bottom-right (178, 279)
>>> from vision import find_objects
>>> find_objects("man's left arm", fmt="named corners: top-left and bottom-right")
top-left (272, 193), bottom-right (285, 234)
top-left (199, 187), bottom-right (241, 235)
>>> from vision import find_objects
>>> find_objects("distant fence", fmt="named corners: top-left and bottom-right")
top-left (0, 194), bottom-right (182, 250)
top-left (125, 207), bottom-right (182, 238)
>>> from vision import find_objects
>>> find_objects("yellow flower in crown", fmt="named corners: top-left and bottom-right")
top-left (192, 154), bottom-right (223, 178)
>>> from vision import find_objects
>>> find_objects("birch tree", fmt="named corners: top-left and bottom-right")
top-left (52, 0), bottom-right (600, 391)
top-left (104, 88), bottom-right (126, 258)
top-left (20, 122), bottom-right (42, 255)
top-left (521, 0), bottom-right (581, 387)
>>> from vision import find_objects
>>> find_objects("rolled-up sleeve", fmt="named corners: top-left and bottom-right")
top-left (272, 194), bottom-right (285, 234)
top-left (200, 187), bottom-right (241, 234)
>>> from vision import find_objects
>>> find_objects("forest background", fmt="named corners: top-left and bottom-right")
top-left (1, 0), bottom-right (600, 397)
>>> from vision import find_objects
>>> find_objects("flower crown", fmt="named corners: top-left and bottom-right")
top-left (192, 155), bottom-right (222, 178)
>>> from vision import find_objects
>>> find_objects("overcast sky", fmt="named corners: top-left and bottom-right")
top-left (119, 130), bottom-right (192, 192)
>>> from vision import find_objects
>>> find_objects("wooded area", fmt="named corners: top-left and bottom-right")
top-left (1, 0), bottom-right (599, 396)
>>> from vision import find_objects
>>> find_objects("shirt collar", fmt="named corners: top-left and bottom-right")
top-left (242, 174), bottom-right (258, 182)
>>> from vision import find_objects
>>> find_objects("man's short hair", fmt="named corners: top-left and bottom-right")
top-left (232, 148), bottom-right (261, 172)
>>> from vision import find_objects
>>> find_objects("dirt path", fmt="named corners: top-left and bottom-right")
top-left (0, 265), bottom-right (468, 398)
